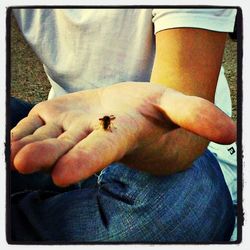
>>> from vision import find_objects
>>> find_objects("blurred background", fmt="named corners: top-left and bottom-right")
top-left (10, 13), bottom-right (238, 121)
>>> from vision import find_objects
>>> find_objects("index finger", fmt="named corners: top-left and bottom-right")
top-left (52, 125), bottom-right (138, 187)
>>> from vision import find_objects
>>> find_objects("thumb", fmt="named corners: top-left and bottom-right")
top-left (154, 89), bottom-right (236, 144)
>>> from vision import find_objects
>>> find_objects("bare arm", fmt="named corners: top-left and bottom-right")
top-left (146, 28), bottom-right (230, 173)
top-left (11, 29), bottom-right (235, 186)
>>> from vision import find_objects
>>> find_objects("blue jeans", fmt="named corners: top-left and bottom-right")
top-left (9, 97), bottom-right (235, 243)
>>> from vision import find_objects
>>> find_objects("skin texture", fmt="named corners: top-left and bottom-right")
top-left (151, 28), bottom-right (227, 100)
top-left (11, 28), bottom-right (236, 187)
top-left (11, 83), bottom-right (236, 187)
top-left (148, 27), bottom-right (231, 172)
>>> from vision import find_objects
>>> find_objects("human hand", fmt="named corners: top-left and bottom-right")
top-left (11, 82), bottom-right (236, 186)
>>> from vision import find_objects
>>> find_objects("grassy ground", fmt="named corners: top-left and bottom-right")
top-left (10, 15), bottom-right (51, 104)
top-left (222, 38), bottom-right (237, 121)
top-left (10, 14), bottom-right (237, 121)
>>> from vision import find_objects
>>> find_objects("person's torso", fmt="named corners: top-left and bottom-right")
top-left (13, 8), bottom-right (237, 204)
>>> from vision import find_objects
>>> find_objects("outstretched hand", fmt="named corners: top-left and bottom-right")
top-left (11, 82), bottom-right (236, 186)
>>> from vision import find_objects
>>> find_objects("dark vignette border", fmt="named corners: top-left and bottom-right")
top-left (5, 5), bottom-right (243, 245)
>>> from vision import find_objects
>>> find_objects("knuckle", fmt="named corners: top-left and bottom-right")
top-left (58, 134), bottom-right (75, 146)
top-left (29, 101), bottom-right (49, 119)
top-left (30, 101), bottom-right (45, 113)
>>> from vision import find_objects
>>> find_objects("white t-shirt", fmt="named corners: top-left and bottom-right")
top-left (13, 8), bottom-right (237, 204)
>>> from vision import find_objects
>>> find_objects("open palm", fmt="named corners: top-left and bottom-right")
top-left (11, 82), bottom-right (236, 186)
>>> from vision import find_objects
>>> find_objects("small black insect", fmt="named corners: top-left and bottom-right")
top-left (99, 115), bottom-right (116, 131)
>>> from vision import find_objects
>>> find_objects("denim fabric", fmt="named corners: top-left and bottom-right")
top-left (10, 97), bottom-right (34, 128)
top-left (9, 97), bottom-right (235, 243)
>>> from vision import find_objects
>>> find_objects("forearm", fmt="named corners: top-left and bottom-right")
top-left (150, 28), bottom-right (227, 100)
top-left (137, 28), bottom-right (228, 175)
